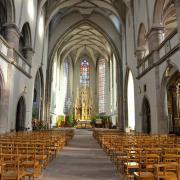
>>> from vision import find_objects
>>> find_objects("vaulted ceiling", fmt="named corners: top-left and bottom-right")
top-left (39, 0), bottom-right (128, 63)
top-left (39, 0), bottom-right (127, 28)
top-left (57, 24), bottom-right (111, 65)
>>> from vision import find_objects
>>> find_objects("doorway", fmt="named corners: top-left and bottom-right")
top-left (16, 96), bottom-right (26, 131)
top-left (142, 97), bottom-right (151, 133)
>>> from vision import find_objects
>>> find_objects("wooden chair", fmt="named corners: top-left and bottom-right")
top-left (1, 155), bottom-right (26, 180)
top-left (154, 163), bottom-right (179, 180)
top-left (134, 154), bottom-right (159, 180)
top-left (123, 148), bottom-right (141, 179)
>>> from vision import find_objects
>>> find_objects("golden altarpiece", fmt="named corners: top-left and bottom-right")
top-left (74, 87), bottom-right (93, 120)
top-left (74, 59), bottom-right (93, 121)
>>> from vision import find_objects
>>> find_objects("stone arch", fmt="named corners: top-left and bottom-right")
top-left (19, 22), bottom-right (33, 62)
top-left (0, 0), bottom-right (15, 35)
top-left (142, 96), bottom-right (151, 134)
top-left (16, 96), bottom-right (26, 131)
top-left (138, 23), bottom-right (147, 47)
top-left (0, 0), bottom-right (15, 25)
top-left (32, 68), bottom-right (44, 121)
top-left (137, 23), bottom-right (148, 60)
top-left (161, 63), bottom-right (180, 134)
top-left (45, 20), bottom-right (123, 129)
top-left (153, 0), bottom-right (177, 37)
top-left (153, 0), bottom-right (165, 25)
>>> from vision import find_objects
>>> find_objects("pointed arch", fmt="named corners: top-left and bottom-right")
top-left (0, 0), bottom-right (15, 24)
top-left (153, 0), bottom-right (177, 37)
top-left (33, 68), bottom-right (44, 121)
top-left (142, 96), bottom-right (151, 134)
top-left (161, 63), bottom-right (180, 134)
top-left (19, 22), bottom-right (32, 60)
top-left (137, 23), bottom-right (149, 59)
top-left (0, 0), bottom-right (15, 36)
top-left (138, 23), bottom-right (147, 48)
top-left (16, 96), bottom-right (26, 131)
top-left (19, 22), bottom-right (32, 47)
top-left (46, 20), bottom-right (123, 129)
top-left (124, 68), bottom-right (135, 130)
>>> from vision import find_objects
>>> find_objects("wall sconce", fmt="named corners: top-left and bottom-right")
top-left (23, 86), bottom-right (27, 94)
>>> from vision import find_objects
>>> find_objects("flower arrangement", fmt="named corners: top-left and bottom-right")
top-left (56, 115), bottom-right (74, 127)
top-left (32, 119), bottom-right (49, 130)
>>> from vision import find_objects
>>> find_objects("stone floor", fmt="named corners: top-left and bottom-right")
top-left (37, 129), bottom-right (124, 180)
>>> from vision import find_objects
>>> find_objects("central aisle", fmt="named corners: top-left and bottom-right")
top-left (37, 129), bottom-right (122, 180)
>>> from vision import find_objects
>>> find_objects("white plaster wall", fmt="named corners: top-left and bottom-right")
top-left (134, 0), bottom-right (149, 38)
top-left (0, 57), bottom-right (11, 133)
top-left (123, 0), bottom-right (180, 134)
top-left (8, 67), bottom-right (32, 131)
top-left (0, 1), bottom-right (48, 132)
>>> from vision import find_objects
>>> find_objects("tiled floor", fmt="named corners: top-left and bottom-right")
top-left (37, 129), bottom-right (124, 180)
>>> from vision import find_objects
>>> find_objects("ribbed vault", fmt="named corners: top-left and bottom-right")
top-left (57, 24), bottom-right (111, 65)
top-left (39, 0), bottom-right (127, 30)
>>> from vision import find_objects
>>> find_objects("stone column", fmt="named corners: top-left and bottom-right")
top-left (175, 0), bottom-right (180, 40)
top-left (22, 46), bottom-right (34, 64)
top-left (2, 23), bottom-right (21, 50)
top-left (146, 25), bottom-right (164, 52)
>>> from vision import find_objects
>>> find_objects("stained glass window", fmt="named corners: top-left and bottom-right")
top-left (63, 60), bottom-right (70, 114)
top-left (80, 59), bottom-right (90, 87)
top-left (99, 59), bottom-right (106, 113)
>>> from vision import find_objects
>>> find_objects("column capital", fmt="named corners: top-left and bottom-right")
top-left (135, 46), bottom-right (147, 60)
top-left (146, 24), bottom-right (165, 38)
top-left (146, 24), bottom-right (165, 52)
top-left (22, 46), bottom-right (35, 64)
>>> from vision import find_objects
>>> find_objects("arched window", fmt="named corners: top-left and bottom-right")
top-left (63, 59), bottom-right (70, 114)
top-left (127, 70), bottom-right (135, 130)
top-left (80, 59), bottom-right (90, 88)
top-left (98, 59), bottom-right (106, 113)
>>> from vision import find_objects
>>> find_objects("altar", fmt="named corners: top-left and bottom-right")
top-left (77, 120), bottom-right (91, 128)
top-left (74, 87), bottom-right (93, 121)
